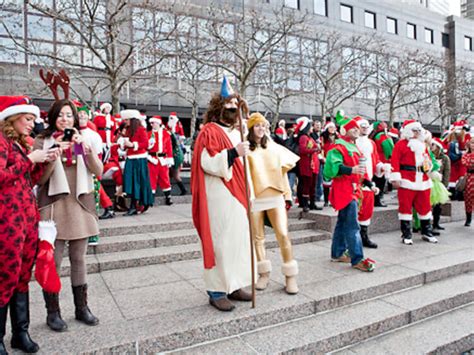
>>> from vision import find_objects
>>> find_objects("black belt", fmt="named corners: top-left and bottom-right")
top-left (468, 169), bottom-right (474, 173)
top-left (98, 127), bottom-right (111, 131)
top-left (150, 152), bottom-right (166, 157)
top-left (400, 165), bottom-right (424, 172)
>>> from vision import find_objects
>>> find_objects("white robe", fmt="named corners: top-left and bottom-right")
top-left (200, 123), bottom-right (254, 293)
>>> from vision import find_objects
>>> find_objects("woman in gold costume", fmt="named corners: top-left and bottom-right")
top-left (246, 113), bottom-right (300, 294)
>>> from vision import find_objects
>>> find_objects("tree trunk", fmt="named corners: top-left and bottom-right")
top-left (389, 102), bottom-right (395, 128)
top-left (190, 100), bottom-right (198, 138)
top-left (271, 99), bottom-right (281, 132)
top-left (110, 79), bottom-right (121, 114)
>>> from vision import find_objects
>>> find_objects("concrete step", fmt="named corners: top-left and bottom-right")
top-left (88, 227), bottom-right (330, 255)
top-left (334, 303), bottom-right (474, 354)
top-left (61, 228), bottom-right (329, 276)
top-left (170, 273), bottom-right (474, 354)
top-left (39, 259), bottom-right (474, 354)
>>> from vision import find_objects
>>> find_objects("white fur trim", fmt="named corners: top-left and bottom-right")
top-left (428, 171), bottom-right (442, 181)
top-left (418, 211), bottom-right (432, 220)
top-left (149, 117), bottom-right (162, 124)
top-left (127, 153), bottom-right (147, 159)
top-left (120, 109), bottom-right (141, 120)
top-left (166, 157), bottom-right (174, 167)
top-left (100, 102), bottom-right (112, 112)
top-left (133, 141), bottom-right (138, 151)
top-left (0, 104), bottom-right (40, 121)
top-left (359, 219), bottom-right (371, 226)
top-left (401, 122), bottom-right (422, 139)
top-left (257, 260), bottom-right (272, 274)
top-left (38, 220), bottom-right (57, 246)
top-left (398, 213), bottom-right (413, 221)
top-left (390, 172), bottom-right (402, 182)
top-left (399, 176), bottom-right (432, 191)
top-left (148, 156), bottom-right (158, 165)
top-left (281, 260), bottom-right (298, 277)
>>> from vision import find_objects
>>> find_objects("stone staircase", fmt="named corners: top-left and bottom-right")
top-left (8, 201), bottom-right (472, 354)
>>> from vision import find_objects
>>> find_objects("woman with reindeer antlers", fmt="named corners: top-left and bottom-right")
top-left (34, 70), bottom-right (103, 332)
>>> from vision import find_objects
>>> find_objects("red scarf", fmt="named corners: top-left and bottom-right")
top-left (191, 123), bottom-right (248, 269)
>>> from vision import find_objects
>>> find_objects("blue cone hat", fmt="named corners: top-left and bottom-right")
top-left (220, 75), bottom-right (234, 99)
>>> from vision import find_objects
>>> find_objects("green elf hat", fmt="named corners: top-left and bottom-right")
top-left (372, 121), bottom-right (387, 134)
top-left (335, 110), bottom-right (362, 136)
top-left (77, 105), bottom-right (91, 117)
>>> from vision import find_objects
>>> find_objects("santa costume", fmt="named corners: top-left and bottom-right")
top-left (390, 120), bottom-right (437, 245)
top-left (147, 116), bottom-right (174, 205)
top-left (93, 102), bottom-right (116, 159)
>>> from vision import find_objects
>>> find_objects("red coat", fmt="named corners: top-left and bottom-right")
top-left (298, 135), bottom-right (318, 177)
top-left (390, 139), bottom-right (432, 191)
top-left (0, 134), bottom-right (44, 306)
top-left (125, 126), bottom-right (148, 157)
top-left (147, 129), bottom-right (173, 166)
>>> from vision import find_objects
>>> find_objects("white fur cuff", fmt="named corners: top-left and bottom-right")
top-left (257, 260), bottom-right (272, 274)
top-left (281, 260), bottom-right (298, 277)
top-left (38, 220), bottom-right (57, 246)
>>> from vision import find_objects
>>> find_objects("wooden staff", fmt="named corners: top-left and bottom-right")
top-left (237, 97), bottom-right (256, 308)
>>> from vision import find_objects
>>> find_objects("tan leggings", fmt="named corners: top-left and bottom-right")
top-left (54, 238), bottom-right (89, 287)
top-left (251, 205), bottom-right (293, 264)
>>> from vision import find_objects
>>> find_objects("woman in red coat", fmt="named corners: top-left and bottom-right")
top-left (0, 96), bottom-right (59, 354)
top-left (462, 137), bottom-right (474, 226)
top-left (295, 117), bottom-right (318, 212)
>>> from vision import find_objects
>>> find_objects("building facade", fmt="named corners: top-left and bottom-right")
top-left (461, 0), bottom-right (474, 19)
top-left (0, 0), bottom-right (473, 132)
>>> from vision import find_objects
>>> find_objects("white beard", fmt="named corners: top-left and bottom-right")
top-left (407, 138), bottom-right (426, 166)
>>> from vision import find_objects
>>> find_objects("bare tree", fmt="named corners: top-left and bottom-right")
top-left (0, 0), bottom-right (182, 112)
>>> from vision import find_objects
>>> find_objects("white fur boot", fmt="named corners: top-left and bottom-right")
top-left (256, 260), bottom-right (272, 290)
top-left (282, 260), bottom-right (299, 295)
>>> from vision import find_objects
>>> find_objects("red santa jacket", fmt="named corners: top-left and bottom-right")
top-left (147, 129), bottom-right (174, 166)
top-left (390, 139), bottom-right (432, 191)
top-left (94, 114), bottom-right (116, 146)
top-left (298, 134), bottom-right (318, 177)
top-left (125, 126), bottom-right (148, 158)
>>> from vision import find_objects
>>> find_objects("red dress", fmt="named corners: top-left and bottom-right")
top-left (0, 134), bottom-right (44, 307)
top-left (462, 152), bottom-right (474, 213)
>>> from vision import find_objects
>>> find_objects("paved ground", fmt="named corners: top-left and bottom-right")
top-left (4, 214), bottom-right (472, 354)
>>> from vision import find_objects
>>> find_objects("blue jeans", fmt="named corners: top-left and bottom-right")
top-left (331, 200), bottom-right (364, 265)
top-left (207, 291), bottom-right (226, 300)
top-left (288, 172), bottom-right (297, 197)
top-left (316, 163), bottom-right (324, 201)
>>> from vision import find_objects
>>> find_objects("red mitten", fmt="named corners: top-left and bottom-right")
top-left (35, 221), bottom-right (61, 293)
top-left (285, 200), bottom-right (292, 211)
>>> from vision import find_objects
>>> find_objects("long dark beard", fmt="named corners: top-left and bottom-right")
top-left (220, 108), bottom-right (238, 126)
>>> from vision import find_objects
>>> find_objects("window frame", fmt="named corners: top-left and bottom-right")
top-left (386, 17), bottom-right (398, 34)
top-left (364, 11), bottom-right (376, 29)
top-left (340, 3), bottom-right (353, 23)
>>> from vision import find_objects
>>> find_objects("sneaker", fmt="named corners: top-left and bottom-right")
top-left (402, 238), bottom-right (413, 245)
top-left (331, 250), bottom-right (351, 263)
top-left (88, 236), bottom-right (99, 246)
top-left (422, 235), bottom-right (438, 243)
top-left (353, 258), bottom-right (375, 272)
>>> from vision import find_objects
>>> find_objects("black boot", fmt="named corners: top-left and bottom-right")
top-left (466, 212), bottom-right (472, 227)
top-left (177, 181), bottom-right (187, 196)
top-left (164, 191), bottom-right (173, 206)
top-left (360, 225), bottom-right (378, 248)
top-left (421, 219), bottom-right (438, 243)
top-left (99, 207), bottom-right (115, 220)
top-left (9, 292), bottom-right (39, 353)
top-left (432, 204), bottom-right (444, 230)
top-left (309, 199), bottom-right (322, 210)
top-left (0, 304), bottom-right (7, 355)
top-left (323, 187), bottom-right (329, 207)
top-left (72, 285), bottom-right (99, 326)
top-left (300, 197), bottom-right (309, 213)
top-left (43, 291), bottom-right (67, 332)
top-left (401, 220), bottom-right (413, 245)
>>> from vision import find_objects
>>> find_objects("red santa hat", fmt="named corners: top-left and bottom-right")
top-left (149, 115), bottom-right (163, 125)
top-left (100, 102), bottom-right (112, 112)
top-left (323, 121), bottom-right (336, 132)
top-left (339, 117), bottom-right (361, 136)
top-left (400, 119), bottom-right (422, 139)
top-left (0, 95), bottom-right (40, 122)
top-left (453, 120), bottom-right (466, 132)
top-left (431, 137), bottom-right (444, 150)
top-left (388, 127), bottom-right (399, 138)
top-left (294, 116), bottom-right (310, 134)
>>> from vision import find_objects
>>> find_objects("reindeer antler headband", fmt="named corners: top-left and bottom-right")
top-left (39, 68), bottom-right (70, 100)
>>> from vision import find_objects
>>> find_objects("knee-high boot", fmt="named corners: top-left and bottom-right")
top-left (164, 190), bottom-right (173, 206)
top-left (432, 204), bottom-right (444, 230)
top-left (0, 304), bottom-right (7, 355)
top-left (255, 260), bottom-right (272, 291)
top-left (323, 187), bottom-right (330, 207)
top-left (9, 292), bottom-right (39, 353)
top-left (72, 284), bottom-right (99, 326)
top-left (177, 181), bottom-right (187, 196)
top-left (360, 225), bottom-right (378, 248)
top-left (465, 212), bottom-right (472, 227)
top-left (43, 291), bottom-right (67, 332)
top-left (401, 220), bottom-right (413, 245)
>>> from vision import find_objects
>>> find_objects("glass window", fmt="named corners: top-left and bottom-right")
top-left (0, 37), bottom-right (25, 63)
top-left (442, 33), bottom-right (450, 48)
top-left (465, 36), bottom-right (473, 51)
top-left (387, 17), bottom-right (397, 34)
top-left (284, 0), bottom-right (299, 9)
top-left (0, 10), bottom-right (24, 38)
top-left (407, 23), bottom-right (416, 39)
top-left (27, 15), bottom-right (54, 41)
top-left (56, 22), bottom-right (81, 43)
top-left (340, 4), bottom-right (353, 23)
top-left (56, 44), bottom-right (82, 65)
top-left (27, 0), bottom-right (54, 14)
top-left (314, 0), bottom-right (327, 16)
top-left (365, 11), bottom-right (376, 29)
top-left (28, 41), bottom-right (55, 65)
top-left (425, 28), bottom-right (433, 44)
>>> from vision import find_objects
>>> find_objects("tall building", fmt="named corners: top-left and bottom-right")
top-left (461, 0), bottom-right (474, 19)
top-left (399, 0), bottom-right (450, 15)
